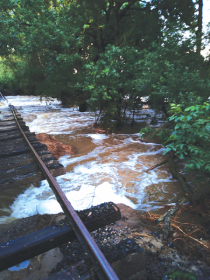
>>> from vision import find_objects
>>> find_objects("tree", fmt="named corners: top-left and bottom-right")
top-left (82, 45), bottom-right (146, 129)
top-left (0, 0), bottom-right (206, 110)
top-left (0, 0), bottom-right (84, 100)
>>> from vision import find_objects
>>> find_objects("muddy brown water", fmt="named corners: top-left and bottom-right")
top-left (0, 96), bottom-right (182, 224)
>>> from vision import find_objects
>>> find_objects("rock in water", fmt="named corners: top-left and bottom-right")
top-left (79, 102), bottom-right (88, 112)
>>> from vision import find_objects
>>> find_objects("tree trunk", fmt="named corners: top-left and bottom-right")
top-left (197, 0), bottom-right (203, 55)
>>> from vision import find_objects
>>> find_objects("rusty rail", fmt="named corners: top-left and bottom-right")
top-left (7, 102), bottom-right (119, 280)
top-left (0, 92), bottom-right (8, 102)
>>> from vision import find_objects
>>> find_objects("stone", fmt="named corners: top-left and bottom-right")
top-left (113, 204), bottom-right (141, 230)
top-left (111, 252), bottom-right (146, 280)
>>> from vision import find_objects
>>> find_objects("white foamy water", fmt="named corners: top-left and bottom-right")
top-left (1, 96), bottom-right (180, 221)
top-left (7, 96), bottom-right (95, 135)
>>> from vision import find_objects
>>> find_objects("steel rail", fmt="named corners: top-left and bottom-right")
top-left (0, 92), bottom-right (8, 102)
top-left (8, 103), bottom-right (119, 280)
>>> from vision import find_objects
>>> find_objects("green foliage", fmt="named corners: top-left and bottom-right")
top-left (82, 24), bottom-right (210, 129)
top-left (164, 269), bottom-right (196, 280)
top-left (138, 28), bottom-right (210, 179)
top-left (138, 32), bottom-right (209, 114)
top-left (0, 0), bottom-right (200, 102)
top-left (140, 125), bottom-right (172, 144)
top-left (0, 0), bottom-right (84, 98)
top-left (140, 100), bottom-right (210, 176)
top-left (165, 102), bottom-right (210, 174)
top-left (0, 56), bottom-right (29, 93)
top-left (82, 45), bottom-right (145, 127)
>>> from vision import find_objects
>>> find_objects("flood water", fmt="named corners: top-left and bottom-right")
top-left (0, 96), bottom-right (183, 224)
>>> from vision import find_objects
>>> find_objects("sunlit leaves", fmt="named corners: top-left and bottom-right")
top-left (164, 102), bottom-right (210, 174)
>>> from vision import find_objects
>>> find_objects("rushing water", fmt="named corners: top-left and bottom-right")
top-left (0, 96), bottom-right (182, 224)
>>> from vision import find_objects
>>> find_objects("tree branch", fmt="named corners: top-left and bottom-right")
top-left (145, 159), bottom-right (168, 173)
top-left (156, 196), bottom-right (188, 240)
top-left (168, 155), bottom-right (191, 196)
top-left (119, 0), bottom-right (139, 20)
top-left (155, 155), bottom-right (195, 240)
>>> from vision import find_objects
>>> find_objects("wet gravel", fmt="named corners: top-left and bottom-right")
top-left (50, 223), bottom-right (210, 280)
top-left (51, 225), bottom-right (134, 272)
top-left (1, 202), bottom-right (210, 280)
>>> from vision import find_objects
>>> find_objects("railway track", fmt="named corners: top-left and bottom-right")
top-left (0, 95), bottom-right (65, 190)
top-left (0, 93), bottom-right (120, 280)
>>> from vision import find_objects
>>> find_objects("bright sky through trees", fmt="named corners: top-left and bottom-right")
top-left (202, 0), bottom-right (210, 56)
top-left (203, 0), bottom-right (210, 29)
